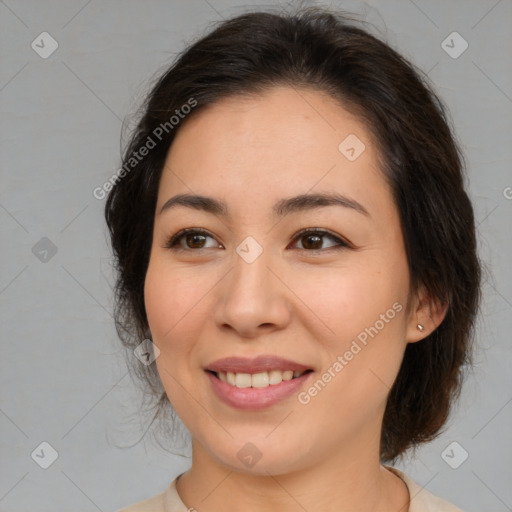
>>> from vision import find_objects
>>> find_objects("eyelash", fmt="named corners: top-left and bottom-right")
top-left (163, 227), bottom-right (351, 253)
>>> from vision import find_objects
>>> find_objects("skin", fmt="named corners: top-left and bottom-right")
top-left (144, 85), bottom-right (447, 512)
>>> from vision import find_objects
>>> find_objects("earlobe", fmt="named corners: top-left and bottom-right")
top-left (406, 287), bottom-right (449, 343)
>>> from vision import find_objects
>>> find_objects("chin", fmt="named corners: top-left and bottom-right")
top-left (200, 432), bottom-right (313, 477)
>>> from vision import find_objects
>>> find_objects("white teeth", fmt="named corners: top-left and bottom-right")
top-left (252, 372), bottom-right (269, 388)
top-left (235, 373), bottom-right (252, 388)
top-left (282, 370), bottom-right (294, 381)
top-left (215, 369), bottom-right (308, 388)
top-left (268, 370), bottom-right (283, 385)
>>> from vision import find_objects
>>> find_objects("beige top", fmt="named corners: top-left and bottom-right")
top-left (118, 466), bottom-right (463, 512)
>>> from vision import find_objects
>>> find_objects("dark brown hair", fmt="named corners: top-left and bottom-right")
top-left (105, 6), bottom-right (481, 461)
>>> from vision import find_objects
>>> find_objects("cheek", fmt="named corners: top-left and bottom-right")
top-left (294, 258), bottom-right (409, 401)
top-left (144, 259), bottom-right (204, 341)
top-left (292, 260), bottom-right (408, 343)
top-left (144, 260), bottom-right (202, 408)
top-left (143, 258), bottom-right (217, 395)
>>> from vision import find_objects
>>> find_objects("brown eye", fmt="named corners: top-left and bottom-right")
top-left (165, 229), bottom-right (221, 251)
top-left (185, 233), bottom-right (208, 249)
top-left (292, 229), bottom-right (349, 251)
top-left (301, 233), bottom-right (323, 250)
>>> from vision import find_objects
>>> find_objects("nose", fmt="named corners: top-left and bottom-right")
top-left (213, 245), bottom-right (292, 339)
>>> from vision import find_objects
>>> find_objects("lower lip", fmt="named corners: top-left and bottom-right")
top-left (206, 371), bottom-right (312, 410)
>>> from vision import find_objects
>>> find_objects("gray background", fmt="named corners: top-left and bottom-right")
top-left (0, 0), bottom-right (511, 510)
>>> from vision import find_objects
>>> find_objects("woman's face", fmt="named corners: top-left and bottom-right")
top-left (144, 86), bottom-right (421, 475)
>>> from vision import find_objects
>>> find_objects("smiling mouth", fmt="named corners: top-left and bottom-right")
top-left (207, 369), bottom-right (313, 389)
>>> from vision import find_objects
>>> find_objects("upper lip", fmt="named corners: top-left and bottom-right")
top-left (205, 355), bottom-right (312, 374)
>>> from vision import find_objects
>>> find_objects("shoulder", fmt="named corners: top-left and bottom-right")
top-left (117, 488), bottom-right (168, 512)
top-left (386, 466), bottom-right (465, 512)
top-left (117, 475), bottom-right (189, 512)
top-left (117, 468), bottom-right (464, 512)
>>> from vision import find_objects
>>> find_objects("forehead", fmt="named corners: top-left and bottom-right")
top-left (157, 86), bottom-right (387, 217)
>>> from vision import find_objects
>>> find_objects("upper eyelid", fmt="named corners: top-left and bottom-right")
top-left (165, 227), bottom-right (350, 249)
top-left (292, 229), bottom-right (352, 249)
top-left (293, 228), bottom-right (347, 241)
top-left (165, 228), bottom-right (218, 248)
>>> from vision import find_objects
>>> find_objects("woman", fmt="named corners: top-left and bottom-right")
top-left (106, 6), bottom-right (481, 511)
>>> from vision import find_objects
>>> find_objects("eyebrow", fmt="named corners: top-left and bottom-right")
top-left (159, 191), bottom-right (370, 218)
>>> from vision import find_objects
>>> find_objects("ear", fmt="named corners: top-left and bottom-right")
top-left (406, 285), bottom-right (449, 343)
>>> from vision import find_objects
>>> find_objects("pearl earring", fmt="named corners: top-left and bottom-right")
top-left (417, 324), bottom-right (424, 332)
